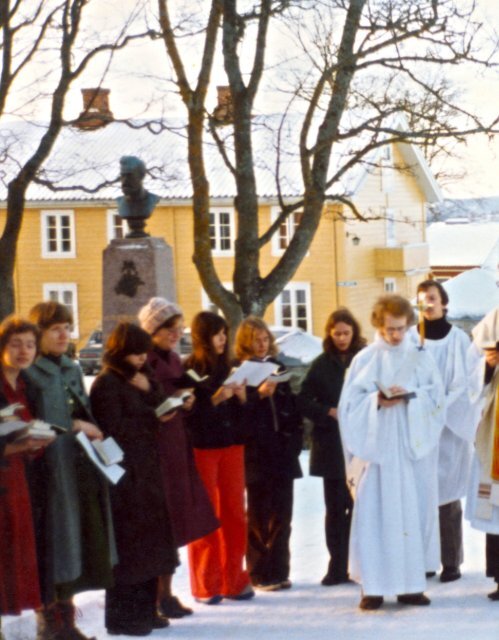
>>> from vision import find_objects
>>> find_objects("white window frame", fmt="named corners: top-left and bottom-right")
top-left (42, 283), bottom-right (79, 339)
top-left (381, 144), bottom-right (393, 193)
top-left (209, 207), bottom-right (235, 256)
top-left (270, 207), bottom-right (304, 256)
top-left (384, 277), bottom-right (397, 293)
top-left (274, 281), bottom-right (312, 332)
top-left (385, 207), bottom-right (396, 247)
top-left (41, 210), bottom-right (76, 258)
top-left (106, 209), bottom-right (130, 242)
top-left (201, 282), bottom-right (233, 316)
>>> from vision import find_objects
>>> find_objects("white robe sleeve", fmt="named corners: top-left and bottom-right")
top-left (338, 348), bottom-right (390, 465)
top-left (444, 330), bottom-right (477, 442)
top-left (404, 350), bottom-right (445, 460)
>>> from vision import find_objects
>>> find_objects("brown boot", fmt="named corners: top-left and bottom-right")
top-left (56, 601), bottom-right (96, 640)
top-left (36, 605), bottom-right (64, 640)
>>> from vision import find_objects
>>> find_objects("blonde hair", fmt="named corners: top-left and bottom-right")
top-left (371, 294), bottom-right (415, 329)
top-left (234, 316), bottom-right (278, 361)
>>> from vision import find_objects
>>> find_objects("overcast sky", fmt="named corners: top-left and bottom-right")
top-left (8, 0), bottom-right (499, 201)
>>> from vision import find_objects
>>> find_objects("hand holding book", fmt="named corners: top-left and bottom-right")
top-left (376, 382), bottom-right (416, 406)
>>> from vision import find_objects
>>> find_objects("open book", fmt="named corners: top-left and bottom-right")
top-left (0, 402), bottom-right (25, 420)
top-left (92, 437), bottom-right (124, 466)
top-left (185, 369), bottom-right (209, 384)
top-left (76, 432), bottom-right (125, 485)
top-left (268, 369), bottom-right (292, 384)
top-left (224, 360), bottom-right (278, 387)
top-left (375, 382), bottom-right (416, 401)
top-left (1, 418), bottom-right (59, 440)
top-left (480, 341), bottom-right (499, 351)
top-left (155, 391), bottom-right (192, 417)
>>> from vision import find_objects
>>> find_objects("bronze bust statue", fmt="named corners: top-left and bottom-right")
top-left (116, 156), bottom-right (159, 237)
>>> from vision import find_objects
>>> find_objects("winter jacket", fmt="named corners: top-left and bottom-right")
top-left (90, 364), bottom-right (177, 585)
top-left (298, 350), bottom-right (359, 480)
top-left (244, 357), bottom-right (303, 485)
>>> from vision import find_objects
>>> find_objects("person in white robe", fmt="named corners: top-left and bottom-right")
top-left (465, 305), bottom-right (499, 601)
top-left (339, 295), bottom-right (444, 610)
top-left (410, 280), bottom-right (477, 582)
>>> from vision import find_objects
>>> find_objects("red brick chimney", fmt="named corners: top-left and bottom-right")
top-left (213, 85), bottom-right (234, 124)
top-left (73, 88), bottom-right (114, 130)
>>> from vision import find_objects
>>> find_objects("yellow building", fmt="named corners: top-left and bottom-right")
top-left (1, 115), bottom-right (440, 347)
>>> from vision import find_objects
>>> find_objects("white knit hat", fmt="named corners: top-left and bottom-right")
top-left (138, 297), bottom-right (183, 335)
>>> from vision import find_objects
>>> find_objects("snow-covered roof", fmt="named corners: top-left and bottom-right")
top-left (427, 221), bottom-right (499, 267)
top-left (443, 267), bottom-right (499, 319)
top-left (0, 115), bottom-right (442, 204)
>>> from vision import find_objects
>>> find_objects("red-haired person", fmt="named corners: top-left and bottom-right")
top-left (339, 295), bottom-right (444, 610)
top-left (184, 312), bottom-right (253, 604)
top-left (235, 317), bottom-right (302, 592)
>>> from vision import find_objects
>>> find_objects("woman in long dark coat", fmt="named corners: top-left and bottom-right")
top-left (138, 297), bottom-right (218, 619)
top-left (90, 322), bottom-right (177, 636)
top-left (298, 308), bottom-right (366, 586)
top-left (235, 316), bottom-right (303, 591)
top-left (27, 301), bottom-right (115, 640)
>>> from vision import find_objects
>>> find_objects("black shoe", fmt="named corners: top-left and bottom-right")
top-left (159, 595), bottom-right (193, 618)
top-left (152, 614), bottom-right (170, 629)
top-left (425, 571), bottom-right (436, 578)
top-left (487, 585), bottom-right (499, 601)
top-left (397, 593), bottom-right (431, 606)
top-left (107, 624), bottom-right (152, 636)
top-left (440, 567), bottom-right (461, 583)
top-left (321, 574), bottom-right (352, 586)
top-left (359, 596), bottom-right (384, 610)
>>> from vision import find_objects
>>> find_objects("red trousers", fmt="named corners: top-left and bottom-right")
top-left (188, 445), bottom-right (250, 598)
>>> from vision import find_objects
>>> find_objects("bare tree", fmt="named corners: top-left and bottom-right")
top-left (0, 0), bottom-right (150, 320)
top-left (157, 0), bottom-right (498, 329)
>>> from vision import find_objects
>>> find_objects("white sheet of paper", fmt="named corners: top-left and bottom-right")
top-left (475, 499), bottom-right (494, 521)
top-left (76, 431), bottom-right (125, 485)
top-left (490, 483), bottom-right (499, 507)
top-left (224, 360), bottom-right (277, 387)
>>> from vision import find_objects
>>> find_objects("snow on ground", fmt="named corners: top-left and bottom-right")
top-left (4, 451), bottom-right (498, 640)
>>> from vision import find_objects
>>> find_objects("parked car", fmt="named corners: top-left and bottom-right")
top-left (78, 328), bottom-right (103, 375)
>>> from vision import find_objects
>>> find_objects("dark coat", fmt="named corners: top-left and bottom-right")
top-left (298, 350), bottom-right (358, 480)
top-left (24, 357), bottom-right (116, 601)
top-left (147, 348), bottom-right (219, 547)
top-left (244, 358), bottom-right (303, 485)
top-left (90, 365), bottom-right (177, 585)
top-left (183, 363), bottom-right (249, 450)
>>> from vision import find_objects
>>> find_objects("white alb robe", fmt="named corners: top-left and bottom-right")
top-left (465, 307), bottom-right (499, 534)
top-left (409, 325), bottom-right (477, 505)
top-left (338, 335), bottom-right (444, 596)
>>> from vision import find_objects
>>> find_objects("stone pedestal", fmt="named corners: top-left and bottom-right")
top-left (102, 237), bottom-right (176, 340)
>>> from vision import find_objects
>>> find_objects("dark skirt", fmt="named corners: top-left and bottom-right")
top-left (157, 417), bottom-right (219, 547)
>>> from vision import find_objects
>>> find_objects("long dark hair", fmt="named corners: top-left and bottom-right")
top-left (323, 307), bottom-right (366, 354)
top-left (103, 322), bottom-right (152, 373)
top-left (186, 311), bottom-right (230, 376)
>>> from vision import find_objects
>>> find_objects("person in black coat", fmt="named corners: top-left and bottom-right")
top-left (298, 308), bottom-right (366, 586)
top-left (90, 322), bottom-right (177, 636)
top-left (235, 316), bottom-right (303, 591)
